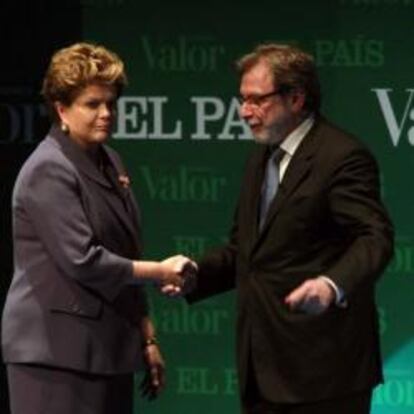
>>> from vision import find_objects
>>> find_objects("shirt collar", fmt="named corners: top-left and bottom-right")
top-left (280, 114), bottom-right (315, 158)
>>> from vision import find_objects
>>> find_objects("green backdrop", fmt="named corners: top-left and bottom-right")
top-left (83, 1), bottom-right (414, 413)
top-left (5, 1), bottom-right (414, 413)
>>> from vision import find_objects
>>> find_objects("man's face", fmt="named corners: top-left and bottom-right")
top-left (239, 60), bottom-right (301, 145)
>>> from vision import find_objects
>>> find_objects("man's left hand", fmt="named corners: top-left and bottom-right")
top-left (284, 277), bottom-right (336, 314)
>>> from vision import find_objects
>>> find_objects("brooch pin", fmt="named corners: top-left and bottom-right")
top-left (118, 174), bottom-right (131, 189)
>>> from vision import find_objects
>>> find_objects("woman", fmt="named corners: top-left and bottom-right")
top-left (1, 42), bottom-right (194, 414)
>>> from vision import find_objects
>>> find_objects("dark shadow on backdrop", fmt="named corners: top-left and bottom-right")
top-left (0, 1), bottom-right (82, 412)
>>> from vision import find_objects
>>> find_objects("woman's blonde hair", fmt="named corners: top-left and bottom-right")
top-left (42, 42), bottom-right (127, 119)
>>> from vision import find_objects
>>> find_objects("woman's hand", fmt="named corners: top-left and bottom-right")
top-left (140, 343), bottom-right (165, 400)
top-left (159, 255), bottom-right (198, 289)
top-left (132, 255), bottom-right (197, 287)
top-left (159, 256), bottom-right (197, 297)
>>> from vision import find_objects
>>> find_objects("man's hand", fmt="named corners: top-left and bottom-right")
top-left (159, 259), bottom-right (198, 298)
top-left (284, 277), bottom-right (336, 314)
top-left (157, 255), bottom-right (197, 288)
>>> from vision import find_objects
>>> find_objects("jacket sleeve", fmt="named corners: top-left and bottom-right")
top-left (23, 156), bottom-right (136, 302)
top-left (187, 204), bottom-right (239, 304)
top-left (187, 150), bottom-right (260, 304)
top-left (325, 146), bottom-right (394, 294)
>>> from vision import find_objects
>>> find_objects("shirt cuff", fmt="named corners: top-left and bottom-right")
top-left (318, 276), bottom-right (347, 308)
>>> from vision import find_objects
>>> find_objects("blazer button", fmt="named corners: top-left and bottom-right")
top-left (71, 303), bottom-right (81, 313)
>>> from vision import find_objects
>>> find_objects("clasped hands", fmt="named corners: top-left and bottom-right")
top-left (157, 255), bottom-right (197, 296)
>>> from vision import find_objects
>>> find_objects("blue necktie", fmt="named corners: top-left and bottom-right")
top-left (259, 147), bottom-right (284, 231)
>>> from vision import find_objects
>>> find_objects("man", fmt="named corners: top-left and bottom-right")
top-left (187, 44), bottom-right (394, 413)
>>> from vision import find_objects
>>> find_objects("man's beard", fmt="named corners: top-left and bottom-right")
top-left (251, 119), bottom-right (291, 146)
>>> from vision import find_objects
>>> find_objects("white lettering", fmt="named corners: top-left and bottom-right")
top-left (113, 97), bottom-right (148, 139)
top-left (191, 97), bottom-right (225, 139)
top-left (218, 98), bottom-right (251, 140)
top-left (372, 88), bottom-right (414, 146)
top-left (148, 97), bottom-right (182, 139)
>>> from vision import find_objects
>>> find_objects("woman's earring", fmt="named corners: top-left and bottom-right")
top-left (61, 122), bottom-right (69, 134)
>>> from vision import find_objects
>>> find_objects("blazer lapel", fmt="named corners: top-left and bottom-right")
top-left (50, 126), bottom-right (140, 248)
top-left (50, 125), bottom-right (111, 189)
top-left (103, 147), bottom-right (142, 247)
top-left (247, 146), bottom-right (269, 252)
top-left (252, 122), bottom-right (319, 249)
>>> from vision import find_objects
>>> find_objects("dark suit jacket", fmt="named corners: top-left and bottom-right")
top-left (2, 125), bottom-right (148, 374)
top-left (189, 116), bottom-right (394, 403)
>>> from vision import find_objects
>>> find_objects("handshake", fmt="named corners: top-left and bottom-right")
top-left (155, 255), bottom-right (198, 297)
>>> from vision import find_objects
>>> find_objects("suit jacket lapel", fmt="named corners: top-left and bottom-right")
top-left (247, 146), bottom-right (269, 252)
top-left (252, 121), bottom-right (319, 249)
top-left (49, 126), bottom-right (140, 248)
top-left (103, 147), bottom-right (142, 247)
top-left (50, 125), bottom-right (111, 188)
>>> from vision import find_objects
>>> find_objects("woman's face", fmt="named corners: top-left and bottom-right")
top-left (56, 83), bottom-right (117, 149)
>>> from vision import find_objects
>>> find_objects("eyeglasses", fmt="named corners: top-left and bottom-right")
top-left (237, 89), bottom-right (282, 108)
